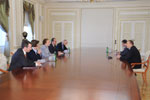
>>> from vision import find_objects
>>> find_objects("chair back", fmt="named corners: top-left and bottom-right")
top-left (0, 53), bottom-right (8, 74)
top-left (147, 55), bottom-right (150, 67)
top-left (145, 51), bottom-right (150, 61)
top-left (10, 49), bottom-right (17, 56)
top-left (144, 55), bottom-right (150, 73)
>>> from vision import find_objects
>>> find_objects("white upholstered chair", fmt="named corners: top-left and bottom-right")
top-left (0, 53), bottom-right (8, 74)
top-left (131, 50), bottom-right (150, 82)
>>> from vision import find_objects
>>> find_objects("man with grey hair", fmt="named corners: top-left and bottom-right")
top-left (56, 40), bottom-right (68, 56)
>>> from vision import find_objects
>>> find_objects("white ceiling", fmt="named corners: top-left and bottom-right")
top-left (42, 0), bottom-right (138, 3)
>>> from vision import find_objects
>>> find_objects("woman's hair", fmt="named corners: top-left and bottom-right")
top-left (43, 38), bottom-right (49, 45)
top-left (31, 40), bottom-right (39, 47)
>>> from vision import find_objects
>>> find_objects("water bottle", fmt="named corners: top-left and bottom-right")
top-left (68, 47), bottom-right (70, 54)
top-left (106, 47), bottom-right (109, 53)
top-left (54, 52), bottom-right (57, 61)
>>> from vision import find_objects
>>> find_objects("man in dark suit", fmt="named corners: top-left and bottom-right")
top-left (27, 40), bottom-right (41, 62)
top-left (49, 38), bottom-right (57, 54)
top-left (9, 40), bottom-right (41, 71)
top-left (120, 39), bottom-right (129, 56)
top-left (56, 40), bottom-right (68, 56)
top-left (117, 40), bottom-right (141, 69)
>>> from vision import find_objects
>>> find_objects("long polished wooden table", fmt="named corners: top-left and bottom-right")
top-left (0, 48), bottom-right (141, 100)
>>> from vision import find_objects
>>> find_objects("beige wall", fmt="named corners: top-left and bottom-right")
top-left (9, 0), bottom-right (44, 51)
top-left (42, 1), bottom-right (150, 54)
top-left (81, 8), bottom-right (113, 48)
top-left (8, 0), bottom-right (150, 54)
top-left (47, 9), bottom-right (81, 48)
top-left (115, 7), bottom-right (150, 54)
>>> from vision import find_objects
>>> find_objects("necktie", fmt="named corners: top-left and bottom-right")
top-left (24, 54), bottom-right (27, 58)
top-left (62, 44), bottom-right (64, 50)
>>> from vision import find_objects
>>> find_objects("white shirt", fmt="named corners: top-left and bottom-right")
top-left (23, 49), bottom-right (26, 55)
top-left (32, 48), bottom-right (38, 54)
top-left (23, 49), bottom-right (39, 67)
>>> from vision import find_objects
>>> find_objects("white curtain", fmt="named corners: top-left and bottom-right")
top-left (24, 12), bottom-right (33, 41)
top-left (0, 25), bottom-right (6, 53)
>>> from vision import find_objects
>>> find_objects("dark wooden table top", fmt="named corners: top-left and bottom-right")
top-left (0, 48), bottom-right (141, 100)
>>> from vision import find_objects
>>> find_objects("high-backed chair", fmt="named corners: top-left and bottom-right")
top-left (0, 69), bottom-right (8, 73)
top-left (131, 51), bottom-right (150, 83)
top-left (0, 53), bottom-right (8, 74)
top-left (9, 49), bottom-right (17, 66)
top-left (137, 48), bottom-right (141, 52)
top-left (10, 49), bottom-right (17, 56)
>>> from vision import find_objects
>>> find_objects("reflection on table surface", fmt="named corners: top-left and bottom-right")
top-left (0, 48), bottom-right (141, 100)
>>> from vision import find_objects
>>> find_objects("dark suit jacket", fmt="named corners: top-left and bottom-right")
top-left (48, 44), bottom-right (57, 54)
top-left (120, 47), bottom-right (129, 56)
top-left (56, 42), bottom-right (68, 52)
top-left (27, 49), bottom-right (41, 62)
top-left (9, 48), bottom-right (36, 71)
top-left (120, 46), bottom-right (141, 69)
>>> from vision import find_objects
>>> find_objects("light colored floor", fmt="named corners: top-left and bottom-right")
top-left (136, 68), bottom-right (150, 100)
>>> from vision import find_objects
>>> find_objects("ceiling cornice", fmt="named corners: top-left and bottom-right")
top-left (43, 1), bottom-right (150, 8)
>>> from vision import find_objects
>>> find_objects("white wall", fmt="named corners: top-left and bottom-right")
top-left (81, 9), bottom-right (113, 48)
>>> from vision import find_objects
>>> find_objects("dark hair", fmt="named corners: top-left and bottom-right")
top-left (128, 40), bottom-right (134, 45)
top-left (31, 40), bottom-right (39, 47)
top-left (21, 40), bottom-right (31, 49)
top-left (122, 39), bottom-right (127, 44)
top-left (51, 38), bottom-right (56, 43)
top-left (43, 38), bottom-right (49, 45)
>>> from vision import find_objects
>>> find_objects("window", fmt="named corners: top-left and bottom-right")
top-left (0, 26), bottom-right (6, 46)
top-left (24, 24), bottom-right (33, 41)
top-left (23, 12), bottom-right (33, 41)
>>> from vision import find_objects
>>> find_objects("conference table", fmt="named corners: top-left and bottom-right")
top-left (0, 48), bottom-right (141, 100)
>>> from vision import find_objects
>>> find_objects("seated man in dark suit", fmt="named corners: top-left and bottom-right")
top-left (56, 40), bottom-right (68, 56)
top-left (9, 40), bottom-right (41, 71)
top-left (117, 40), bottom-right (141, 69)
top-left (27, 40), bottom-right (41, 62)
top-left (49, 38), bottom-right (57, 54)
top-left (120, 39), bottom-right (129, 56)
